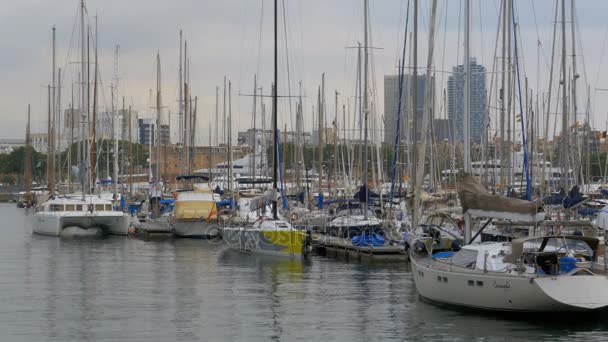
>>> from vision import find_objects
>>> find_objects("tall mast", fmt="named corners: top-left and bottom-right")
top-left (500, 0), bottom-right (507, 190)
top-left (183, 42), bottom-right (189, 174)
top-left (560, 0), bottom-right (569, 191)
top-left (252, 74), bottom-right (258, 181)
top-left (25, 105), bottom-right (31, 193)
top-left (570, 0), bottom-right (578, 184)
top-left (223, 76), bottom-right (227, 147)
top-left (272, 0), bottom-right (278, 220)
top-left (47, 85), bottom-right (53, 193)
top-left (463, 0), bottom-right (471, 172)
top-left (156, 53), bottom-right (162, 183)
top-left (362, 0), bottom-right (369, 220)
top-left (317, 82), bottom-right (323, 201)
top-left (128, 105), bottom-right (133, 194)
top-left (80, 0), bottom-right (86, 198)
top-left (112, 86), bottom-right (118, 204)
top-left (51, 26), bottom-right (57, 190)
top-left (411, 0), bottom-right (418, 189)
top-left (57, 68), bottom-right (62, 188)
top-left (215, 86), bottom-right (219, 147)
top-left (228, 82), bottom-right (234, 209)
top-left (179, 30), bottom-right (184, 173)
top-left (91, 17), bottom-right (98, 187)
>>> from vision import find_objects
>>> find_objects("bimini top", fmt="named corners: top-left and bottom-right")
top-left (503, 235), bottom-right (601, 264)
top-left (458, 174), bottom-right (544, 221)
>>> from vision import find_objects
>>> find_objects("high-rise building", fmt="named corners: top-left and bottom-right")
top-left (138, 119), bottom-right (170, 146)
top-left (447, 58), bottom-right (487, 143)
top-left (383, 74), bottom-right (431, 145)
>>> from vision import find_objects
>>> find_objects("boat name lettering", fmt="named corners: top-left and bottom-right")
top-left (493, 281), bottom-right (510, 289)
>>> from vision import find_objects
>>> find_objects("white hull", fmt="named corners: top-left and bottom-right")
top-left (410, 255), bottom-right (608, 312)
top-left (171, 220), bottom-right (220, 239)
top-left (33, 212), bottom-right (130, 236)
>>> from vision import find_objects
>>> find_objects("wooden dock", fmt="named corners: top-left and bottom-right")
top-left (311, 235), bottom-right (408, 262)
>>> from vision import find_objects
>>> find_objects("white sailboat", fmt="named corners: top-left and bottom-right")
top-left (221, 0), bottom-right (307, 257)
top-left (409, 0), bottom-right (608, 312)
top-left (34, 0), bottom-right (129, 237)
top-left (410, 175), bottom-right (608, 312)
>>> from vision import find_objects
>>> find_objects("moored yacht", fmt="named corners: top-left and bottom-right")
top-left (33, 194), bottom-right (130, 236)
top-left (409, 175), bottom-right (608, 312)
top-left (171, 188), bottom-right (221, 239)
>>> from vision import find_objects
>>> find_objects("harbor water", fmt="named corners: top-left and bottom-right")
top-left (1, 203), bottom-right (607, 341)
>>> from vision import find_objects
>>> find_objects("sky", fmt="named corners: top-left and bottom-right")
top-left (2, 0), bottom-right (608, 145)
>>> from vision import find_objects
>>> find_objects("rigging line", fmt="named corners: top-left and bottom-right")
top-left (529, 0), bottom-right (550, 70)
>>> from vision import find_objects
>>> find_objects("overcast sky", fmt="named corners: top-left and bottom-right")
top-left (2, 0), bottom-right (608, 144)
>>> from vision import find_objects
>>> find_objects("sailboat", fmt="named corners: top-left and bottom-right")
top-left (33, 0), bottom-right (130, 236)
top-left (221, 0), bottom-right (308, 257)
top-left (409, 0), bottom-right (608, 312)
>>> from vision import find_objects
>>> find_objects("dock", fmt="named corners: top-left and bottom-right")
top-left (311, 235), bottom-right (408, 262)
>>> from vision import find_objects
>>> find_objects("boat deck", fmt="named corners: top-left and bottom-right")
top-left (312, 234), bottom-right (408, 261)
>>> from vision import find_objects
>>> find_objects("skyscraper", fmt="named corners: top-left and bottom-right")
top-left (447, 58), bottom-right (487, 143)
top-left (383, 74), bottom-right (431, 145)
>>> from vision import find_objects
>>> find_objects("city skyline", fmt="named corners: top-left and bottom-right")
top-left (2, 1), bottom-right (608, 146)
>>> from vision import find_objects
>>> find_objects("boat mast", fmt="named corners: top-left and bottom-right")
top-left (47, 84), bottom-right (53, 194)
top-left (91, 17), bottom-right (98, 190)
top-left (569, 0), bottom-right (579, 186)
top-left (318, 80), bottom-right (323, 204)
top-left (80, 0), bottom-right (87, 199)
top-left (500, 0), bottom-right (507, 190)
top-left (272, 0), bottom-right (278, 220)
top-left (362, 0), bottom-right (369, 220)
top-left (179, 30), bottom-right (184, 174)
top-left (463, 0), bottom-right (471, 172)
top-left (542, 1), bottom-right (559, 198)
top-left (25, 105), bottom-right (31, 194)
top-left (51, 25), bottom-right (56, 194)
top-left (252, 74), bottom-right (258, 181)
top-left (560, 0), bottom-right (569, 191)
top-left (411, 0), bottom-right (418, 191)
top-left (228, 82), bottom-right (234, 209)
top-left (463, 0), bottom-right (471, 243)
top-left (156, 53), bottom-right (162, 185)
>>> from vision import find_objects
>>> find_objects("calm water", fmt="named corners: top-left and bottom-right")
top-left (1, 203), bottom-right (608, 341)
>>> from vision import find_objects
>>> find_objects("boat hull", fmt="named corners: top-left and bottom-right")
top-left (171, 220), bottom-right (220, 239)
top-left (222, 227), bottom-right (306, 257)
top-left (410, 255), bottom-right (608, 312)
top-left (33, 212), bottom-right (130, 236)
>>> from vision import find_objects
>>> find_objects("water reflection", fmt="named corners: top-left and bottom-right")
top-left (1, 204), bottom-right (608, 341)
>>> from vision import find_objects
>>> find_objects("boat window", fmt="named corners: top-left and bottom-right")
top-left (476, 281), bottom-right (484, 287)
top-left (51, 204), bottom-right (64, 212)
top-left (468, 280), bottom-right (474, 286)
top-left (105, 204), bottom-right (112, 211)
top-left (437, 276), bottom-right (442, 282)
top-left (65, 204), bottom-right (75, 211)
top-left (76, 205), bottom-right (83, 211)
top-left (442, 277), bottom-right (448, 283)
top-left (95, 204), bottom-right (104, 211)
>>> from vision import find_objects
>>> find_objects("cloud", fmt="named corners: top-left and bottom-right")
top-left (1, 0), bottom-right (608, 146)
